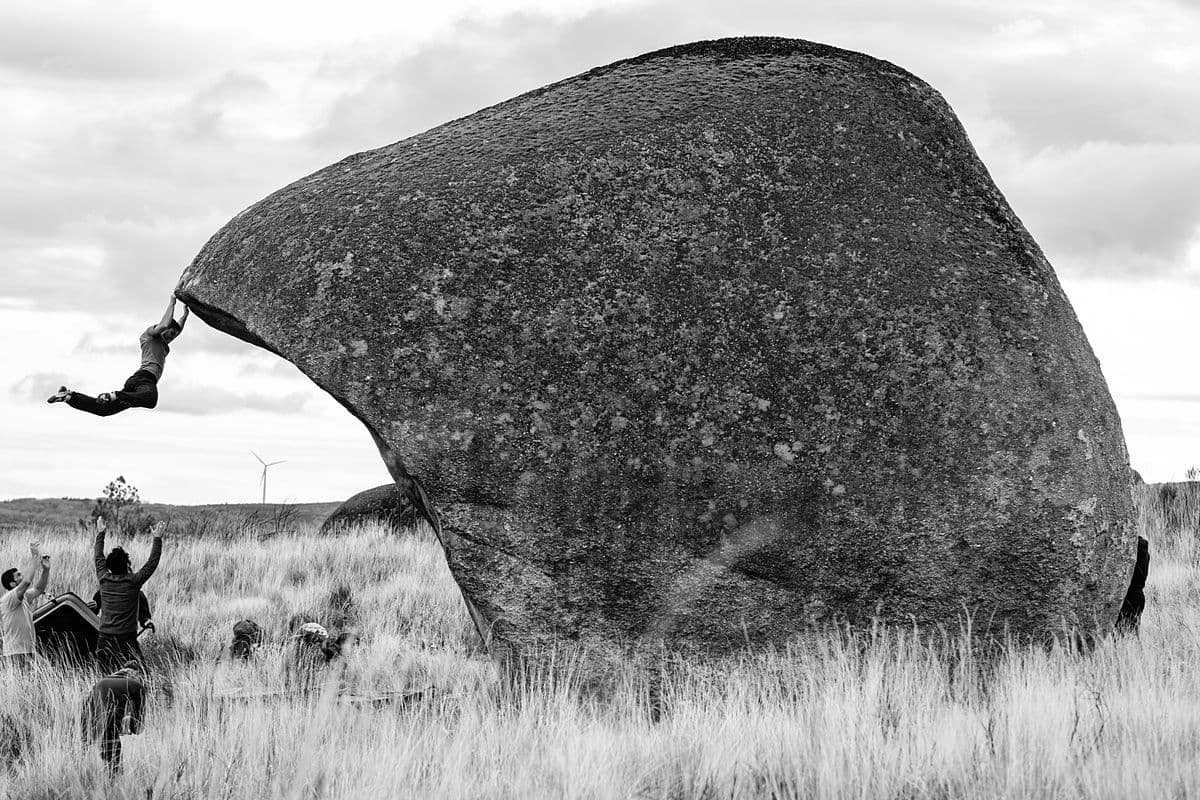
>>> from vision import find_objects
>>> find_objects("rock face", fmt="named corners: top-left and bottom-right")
top-left (178, 37), bottom-right (1134, 655)
top-left (319, 484), bottom-right (411, 535)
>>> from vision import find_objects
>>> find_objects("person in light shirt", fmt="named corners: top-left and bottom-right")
top-left (1, 541), bottom-right (51, 668)
top-left (46, 295), bottom-right (188, 416)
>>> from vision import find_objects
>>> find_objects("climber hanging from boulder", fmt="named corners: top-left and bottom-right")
top-left (46, 295), bottom-right (188, 416)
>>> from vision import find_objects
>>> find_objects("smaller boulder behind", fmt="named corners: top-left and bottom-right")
top-left (319, 484), bottom-right (414, 535)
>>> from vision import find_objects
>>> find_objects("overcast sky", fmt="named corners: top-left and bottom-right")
top-left (3, 0), bottom-right (1199, 505)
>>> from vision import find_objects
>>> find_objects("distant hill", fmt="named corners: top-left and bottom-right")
top-left (0, 497), bottom-right (341, 534)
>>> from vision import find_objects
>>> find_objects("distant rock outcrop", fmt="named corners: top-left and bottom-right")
top-left (178, 37), bottom-right (1135, 657)
top-left (319, 484), bottom-right (411, 535)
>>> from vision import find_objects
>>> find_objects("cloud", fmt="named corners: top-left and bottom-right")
top-left (176, 70), bottom-right (274, 143)
top-left (0, 9), bottom-right (218, 83)
top-left (0, 75), bottom-right (333, 311)
top-left (1004, 142), bottom-right (1200, 277)
top-left (1126, 393), bottom-right (1200, 404)
top-left (306, 8), bottom-right (696, 150)
top-left (158, 384), bottom-right (310, 416)
top-left (71, 333), bottom-right (128, 358)
top-left (236, 358), bottom-right (309, 379)
top-left (10, 372), bottom-right (72, 402)
top-left (962, 3), bottom-right (1200, 156)
top-left (982, 62), bottom-right (1200, 152)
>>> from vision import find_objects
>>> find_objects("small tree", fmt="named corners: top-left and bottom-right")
top-left (91, 476), bottom-right (150, 539)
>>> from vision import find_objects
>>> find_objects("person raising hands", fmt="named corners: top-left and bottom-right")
top-left (1, 541), bottom-right (51, 668)
top-left (93, 516), bottom-right (168, 671)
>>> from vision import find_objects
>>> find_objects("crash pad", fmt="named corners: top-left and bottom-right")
top-left (33, 591), bottom-right (100, 661)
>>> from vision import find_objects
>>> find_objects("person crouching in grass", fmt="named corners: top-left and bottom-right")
top-left (82, 660), bottom-right (146, 774)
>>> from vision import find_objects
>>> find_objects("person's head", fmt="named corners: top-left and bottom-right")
top-left (295, 622), bottom-right (329, 646)
top-left (1, 568), bottom-right (19, 591)
top-left (111, 659), bottom-right (143, 680)
top-left (105, 547), bottom-right (131, 575)
top-left (160, 320), bottom-right (182, 344)
top-left (231, 618), bottom-right (264, 659)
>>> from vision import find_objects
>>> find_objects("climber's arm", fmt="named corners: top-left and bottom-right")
top-left (151, 296), bottom-right (178, 335)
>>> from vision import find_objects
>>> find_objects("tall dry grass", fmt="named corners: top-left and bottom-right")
top-left (0, 491), bottom-right (1196, 799)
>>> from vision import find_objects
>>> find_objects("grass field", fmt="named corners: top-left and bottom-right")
top-left (0, 497), bottom-right (341, 535)
top-left (0, 484), bottom-right (1195, 799)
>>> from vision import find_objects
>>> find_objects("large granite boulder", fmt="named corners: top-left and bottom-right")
top-left (178, 37), bottom-right (1135, 656)
top-left (319, 484), bottom-right (413, 535)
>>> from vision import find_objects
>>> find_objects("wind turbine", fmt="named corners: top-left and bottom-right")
top-left (251, 451), bottom-right (285, 504)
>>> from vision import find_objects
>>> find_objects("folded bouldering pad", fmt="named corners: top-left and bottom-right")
top-left (33, 592), bottom-right (100, 661)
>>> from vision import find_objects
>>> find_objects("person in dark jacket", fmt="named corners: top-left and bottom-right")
top-left (1116, 535), bottom-right (1150, 634)
top-left (82, 660), bottom-right (145, 773)
top-left (91, 588), bottom-right (153, 633)
top-left (92, 516), bottom-right (167, 671)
